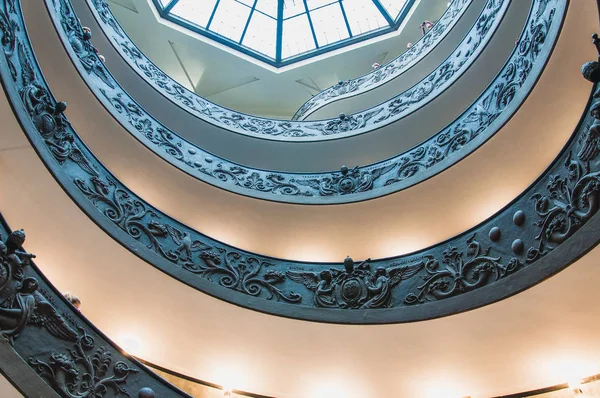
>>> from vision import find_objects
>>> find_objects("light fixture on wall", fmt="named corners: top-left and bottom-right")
top-left (222, 385), bottom-right (232, 397)
top-left (568, 378), bottom-right (583, 395)
top-left (119, 335), bottom-right (142, 356)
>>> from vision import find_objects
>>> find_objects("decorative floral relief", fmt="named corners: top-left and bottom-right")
top-left (293, 0), bottom-right (473, 121)
top-left (46, 0), bottom-right (561, 204)
top-left (0, 223), bottom-right (163, 396)
top-left (404, 235), bottom-right (521, 304)
top-left (5, 0), bottom-right (594, 321)
top-left (0, 6), bottom-right (191, 390)
top-left (527, 110), bottom-right (600, 262)
top-left (29, 331), bottom-right (139, 398)
top-left (287, 256), bottom-right (427, 309)
top-left (87, 0), bottom-right (502, 139)
top-left (0, 229), bottom-right (75, 344)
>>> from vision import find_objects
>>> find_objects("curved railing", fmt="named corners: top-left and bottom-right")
top-left (82, 0), bottom-right (507, 141)
top-left (4, 0), bottom-right (597, 324)
top-left (0, 217), bottom-right (190, 397)
top-left (292, 0), bottom-right (474, 121)
top-left (42, 0), bottom-right (562, 205)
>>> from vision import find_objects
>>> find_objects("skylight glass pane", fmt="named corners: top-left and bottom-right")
top-left (342, 0), bottom-right (388, 35)
top-left (379, 0), bottom-right (409, 20)
top-left (161, 0), bottom-right (415, 64)
top-left (256, 0), bottom-right (278, 18)
top-left (310, 3), bottom-right (350, 46)
top-left (283, 0), bottom-right (305, 18)
top-left (209, 0), bottom-right (252, 42)
top-left (282, 14), bottom-right (316, 59)
top-left (306, 0), bottom-right (337, 11)
top-left (170, 0), bottom-right (218, 28)
top-left (242, 12), bottom-right (277, 58)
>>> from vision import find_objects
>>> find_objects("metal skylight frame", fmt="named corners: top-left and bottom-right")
top-left (154, 0), bottom-right (416, 67)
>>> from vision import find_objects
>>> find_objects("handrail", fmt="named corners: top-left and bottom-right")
top-left (42, 0), bottom-right (562, 204)
top-left (83, 0), bottom-right (505, 141)
top-left (0, 219), bottom-right (189, 397)
top-left (3, 0), bottom-right (596, 324)
top-left (152, 0), bottom-right (419, 69)
top-left (292, 0), bottom-right (474, 121)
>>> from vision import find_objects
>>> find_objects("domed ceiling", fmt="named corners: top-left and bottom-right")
top-left (153, 0), bottom-right (415, 66)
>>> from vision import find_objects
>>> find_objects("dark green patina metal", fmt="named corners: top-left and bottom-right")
top-left (4, 0), bottom-right (599, 324)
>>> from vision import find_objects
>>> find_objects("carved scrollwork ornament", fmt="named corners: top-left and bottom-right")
top-left (5, 0), bottom-right (598, 324)
top-left (29, 330), bottom-right (140, 397)
top-left (0, 230), bottom-right (77, 344)
top-left (83, 0), bottom-right (504, 139)
top-left (294, 0), bottom-right (474, 119)
top-left (0, 225), bottom-right (187, 396)
top-left (46, 0), bottom-right (564, 204)
top-left (0, 232), bottom-right (186, 394)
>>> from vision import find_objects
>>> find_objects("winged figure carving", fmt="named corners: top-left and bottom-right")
top-left (578, 121), bottom-right (600, 163)
top-left (286, 270), bottom-right (336, 308)
top-left (0, 277), bottom-right (77, 343)
top-left (286, 258), bottom-right (424, 309)
top-left (361, 262), bottom-right (423, 309)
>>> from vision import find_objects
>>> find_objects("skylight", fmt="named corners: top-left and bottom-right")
top-left (154, 0), bottom-right (415, 67)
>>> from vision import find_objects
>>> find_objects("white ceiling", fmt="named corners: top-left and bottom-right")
top-left (106, 0), bottom-right (449, 117)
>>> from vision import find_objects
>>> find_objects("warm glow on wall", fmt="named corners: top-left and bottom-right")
top-left (209, 362), bottom-right (249, 394)
top-left (304, 382), bottom-right (355, 398)
top-left (540, 356), bottom-right (599, 388)
top-left (115, 333), bottom-right (144, 357)
top-left (300, 374), bottom-right (372, 398)
top-left (282, 242), bottom-right (336, 262)
top-left (376, 233), bottom-right (426, 258)
top-left (422, 385), bottom-right (469, 398)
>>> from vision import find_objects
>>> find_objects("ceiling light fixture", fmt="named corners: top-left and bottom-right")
top-left (568, 378), bottom-right (583, 395)
top-left (222, 384), bottom-right (233, 397)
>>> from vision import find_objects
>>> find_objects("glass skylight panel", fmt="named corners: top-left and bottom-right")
top-left (342, 0), bottom-right (387, 35)
top-left (310, 3), bottom-right (350, 46)
top-left (306, 0), bottom-right (338, 10)
top-left (242, 11), bottom-right (277, 58)
top-left (378, 0), bottom-right (409, 20)
top-left (209, 0), bottom-right (252, 42)
top-left (161, 0), bottom-right (416, 65)
top-left (170, 0), bottom-right (218, 28)
top-left (282, 14), bottom-right (316, 59)
top-left (283, 0), bottom-right (306, 18)
top-left (256, 0), bottom-right (278, 18)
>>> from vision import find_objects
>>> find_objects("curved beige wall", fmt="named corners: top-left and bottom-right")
top-left (305, 0), bottom-right (494, 121)
top-left (70, 0), bottom-right (527, 168)
top-left (20, 0), bottom-right (595, 262)
top-left (2, 110), bottom-right (600, 397)
top-left (0, 374), bottom-right (22, 398)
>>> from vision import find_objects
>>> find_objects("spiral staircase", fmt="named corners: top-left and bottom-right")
top-left (1, 0), bottom-right (600, 397)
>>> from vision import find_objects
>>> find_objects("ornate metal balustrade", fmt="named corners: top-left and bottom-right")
top-left (42, 0), bottom-right (562, 205)
top-left (292, 0), bottom-right (474, 121)
top-left (2, 0), bottom-right (597, 324)
top-left (0, 217), bottom-right (190, 397)
top-left (82, 0), bottom-right (505, 141)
